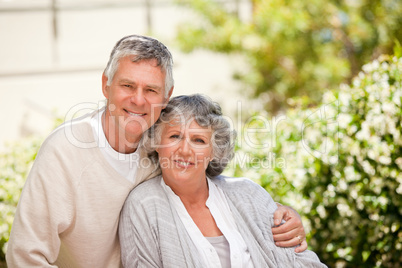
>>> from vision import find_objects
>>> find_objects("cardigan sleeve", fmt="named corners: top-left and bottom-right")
top-left (219, 177), bottom-right (327, 268)
top-left (6, 136), bottom-right (75, 267)
top-left (119, 189), bottom-right (163, 268)
top-left (249, 180), bottom-right (327, 267)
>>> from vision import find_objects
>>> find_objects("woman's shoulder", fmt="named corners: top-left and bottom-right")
top-left (212, 175), bottom-right (277, 217)
top-left (212, 175), bottom-right (273, 200)
top-left (126, 176), bottom-right (164, 203)
top-left (213, 175), bottom-right (264, 191)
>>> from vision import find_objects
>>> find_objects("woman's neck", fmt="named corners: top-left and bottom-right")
top-left (165, 176), bottom-right (209, 207)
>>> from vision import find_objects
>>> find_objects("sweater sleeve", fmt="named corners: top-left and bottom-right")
top-left (119, 188), bottom-right (162, 268)
top-left (6, 135), bottom-right (75, 267)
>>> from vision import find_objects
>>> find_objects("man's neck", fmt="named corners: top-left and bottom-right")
top-left (102, 112), bottom-right (139, 154)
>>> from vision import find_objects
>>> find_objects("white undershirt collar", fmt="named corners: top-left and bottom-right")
top-left (90, 108), bottom-right (140, 183)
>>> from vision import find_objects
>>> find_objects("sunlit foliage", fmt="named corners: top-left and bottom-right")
top-left (225, 55), bottom-right (402, 267)
top-left (0, 137), bottom-right (42, 262)
top-left (176, 0), bottom-right (402, 114)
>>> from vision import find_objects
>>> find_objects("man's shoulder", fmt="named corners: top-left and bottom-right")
top-left (42, 111), bottom-right (97, 151)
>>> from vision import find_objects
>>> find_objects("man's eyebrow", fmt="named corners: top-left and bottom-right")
top-left (119, 79), bottom-right (135, 85)
top-left (118, 79), bottom-right (162, 91)
top-left (147, 84), bottom-right (163, 91)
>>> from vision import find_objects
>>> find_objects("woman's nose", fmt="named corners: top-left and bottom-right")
top-left (178, 138), bottom-right (192, 155)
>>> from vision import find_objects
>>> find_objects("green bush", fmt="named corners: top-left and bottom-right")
top-left (226, 54), bottom-right (402, 267)
top-left (0, 137), bottom-right (42, 262)
top-left (176, 0), bottom-right (402, 113)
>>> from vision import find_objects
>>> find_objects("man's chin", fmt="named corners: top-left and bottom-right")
top-left (124, 123), bottom-right (151, 137)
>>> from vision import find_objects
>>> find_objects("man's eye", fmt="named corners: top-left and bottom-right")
top-left (123, 84), bottom-right (131, 88)
top-left (148, 88), bottom-right (157, 93)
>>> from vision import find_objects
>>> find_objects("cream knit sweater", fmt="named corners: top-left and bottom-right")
top-left (6, 111), bottom-right (159, 268)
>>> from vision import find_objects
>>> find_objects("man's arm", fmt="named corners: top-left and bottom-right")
top-left (6, 140), bottom-right (73, 267)
top-left (272, 203), bottom-right (308, 252)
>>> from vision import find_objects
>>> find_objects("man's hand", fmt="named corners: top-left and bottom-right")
top-left (272, 203), bottom-right (307, 253)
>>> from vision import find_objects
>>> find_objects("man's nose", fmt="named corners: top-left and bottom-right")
top-left (131, 89), bottom-right (146, 106)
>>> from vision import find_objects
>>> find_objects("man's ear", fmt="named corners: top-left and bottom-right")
top-left (102, 73), bottom-right (109, 99)
top-left (162, 86), bottom-right (174, 108)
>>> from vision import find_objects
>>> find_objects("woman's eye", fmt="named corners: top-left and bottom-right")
top-left (170, 134), bottom-right (180, 139)
top-left (194, 138), bottom-right (205, 144)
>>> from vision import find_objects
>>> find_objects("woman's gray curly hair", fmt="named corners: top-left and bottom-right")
top-left (141, 94), bottom-right (236, 178)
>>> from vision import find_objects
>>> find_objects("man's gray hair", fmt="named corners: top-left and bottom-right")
top-left (142, 94), bottom-right (236, 178)
top-left (104, 35), bottom-right (174, 97)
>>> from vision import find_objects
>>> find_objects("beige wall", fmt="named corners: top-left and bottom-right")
top-left (0, 0), bottom-right (257, 148)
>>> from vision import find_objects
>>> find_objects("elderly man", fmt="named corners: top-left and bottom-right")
top-left (6, 35), bottom-right (306, 267)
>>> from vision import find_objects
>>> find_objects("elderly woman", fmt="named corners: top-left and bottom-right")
top-left (119, 94), bottom-right (327, 268)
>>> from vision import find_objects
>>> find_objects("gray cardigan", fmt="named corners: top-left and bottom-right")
top-left (119, 176), bottom-right (327, 268)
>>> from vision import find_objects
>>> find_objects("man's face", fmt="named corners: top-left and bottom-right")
top-left (102, 56), bottom-right (172, 146)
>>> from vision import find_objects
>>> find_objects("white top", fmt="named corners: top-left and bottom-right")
top-left (161, 177), bottom-right (254, 268)
top-left (91, 108), bottom-right (140, 183)
top-left (205, 236), bottom-right (231, 268)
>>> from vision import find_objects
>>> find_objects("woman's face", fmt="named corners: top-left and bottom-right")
top-left (156, 117), bottom-right (214, 188)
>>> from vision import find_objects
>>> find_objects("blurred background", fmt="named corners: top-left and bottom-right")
top-left (0, 0), bottom-right (254, 147)
top-left (1, 0), bottom-right (401, 267)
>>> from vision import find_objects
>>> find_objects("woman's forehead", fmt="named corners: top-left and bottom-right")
top-left (163, 117), bottom-right (211, 132)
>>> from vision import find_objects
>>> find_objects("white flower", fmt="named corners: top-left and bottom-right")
top-left (317, 205), bottom-right (327, 218)
top-left (362, 160), bottom-right (375, 176)
top-left (329, 155), bottom-right (338, 164)
top-left (350, 188), bottom-right (358, 200)
top-left (369, 213), bottom-right (380, 221)
top-left (337, 203), bottom-right (352, 217)
top-left (372, 103), bottom-right (382, 115)
top-left (397, 184), bottom-right (402, 195)
top-left (395, 157), bottom-right (402, 169)
top-left (362, 62), bottom-right (374, 73)
top-left (372, 59), bottom-right (380, 70)
top-left (338, 113), bottom-right (352, 128)
top-left (372, 72), bottom-right (381, 82)
top-left (378, 196), bottom-right (388, 207)
top-left (356, 122), bottom-right (370, 141)
top-left (392, 90), bottom-right (402, 106)
top-left (367, 149), bottom-right (377, 160)
top-left (354, 76), bottom-right (362, 87)
top-left (347, 125), bottom-right (358, 135)
top-left (378, 156), bottom-right (391, 165)
top-left (372, 177), bottom-right (383, 194)
top-left (382, 102), bottom-right (396, 115)
top-left (337, 179), bottom-right (348, 191)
